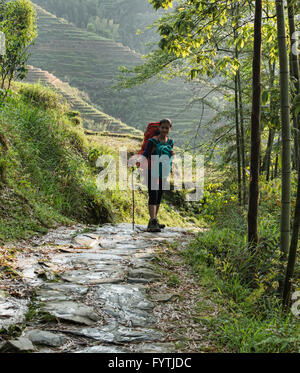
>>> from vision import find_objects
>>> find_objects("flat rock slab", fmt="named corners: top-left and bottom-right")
top-left (75, 345), bottom-right (130, 353)
top-left (130, 259), bottom-right (156, 269)
top-left (36, 283), bottom-right (89, 302)
top-left (24, 329), bottom-right (67, 347)
top-left (128, 268), bottom-right (160, 283)
top-left (60, 266), bottom-right (126, 285)
top-left (73, 234), bottom-right (100, 249)
top-left (0, 296), bottom-right (28, 330)
top-left (51, 252), bottom-right (129, 267)
top-left (40, 300), bottom-right (100, 326)
top-left (115, 243), bottom-right (142, 251)
top-left (93, 284), bottom-right (154, 327)
top-left (63, 323), bottom-right (163, 344)
top-left (0, 337), bottom-right (35, 353)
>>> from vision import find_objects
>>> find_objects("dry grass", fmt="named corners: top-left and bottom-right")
top-left (87, 133), bottom-right (141, 157)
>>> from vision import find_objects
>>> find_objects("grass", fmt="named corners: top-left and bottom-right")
top-left (0, 84), bottom-right (114, 243)
top-left (181, 205), bottom-right (300, 353)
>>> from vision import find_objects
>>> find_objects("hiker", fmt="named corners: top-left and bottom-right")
top-left (138, 118), bottom-right (175, 232)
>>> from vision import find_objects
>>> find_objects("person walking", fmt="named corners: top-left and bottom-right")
top-left (140, 118), bottom-right (174, 232)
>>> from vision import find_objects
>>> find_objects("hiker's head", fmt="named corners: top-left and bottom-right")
top-left (159, 118), bottom-right (172, 136)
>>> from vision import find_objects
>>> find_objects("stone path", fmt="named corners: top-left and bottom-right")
top-left (0, 223), bottom-right (196, 353)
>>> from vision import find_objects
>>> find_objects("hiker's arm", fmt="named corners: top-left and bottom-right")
top-left (142, 140), bottom-right (154, 159)
top-left (170, 141), bottom-right (175, 174)
top-left (171, 140), bottom-right (175, 156)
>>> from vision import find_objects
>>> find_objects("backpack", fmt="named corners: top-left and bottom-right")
top-left (138, 122), bottom-right (160, 155)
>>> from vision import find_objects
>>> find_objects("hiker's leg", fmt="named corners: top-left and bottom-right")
top-left (148, 204), bottom-right (156, 219)
top-left (148, 186), bottom-right (157, 219)
top-left (148, 189), bottom-right (159, 219)
top-left (156, 178), bottom-right (164, 215)
top-left (156, 202), bottom-right (162, 215)
top-left (148, 168), bottom-right (158, 219)
top-left (147, 191), bottom-right (161, 231)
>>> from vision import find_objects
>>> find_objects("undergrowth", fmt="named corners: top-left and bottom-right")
top-left (0, 83), bottom-right (115, 242)
top-left (183, 196), bottom-right (300, 352)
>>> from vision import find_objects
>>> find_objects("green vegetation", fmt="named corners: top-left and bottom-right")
top-left (0, 81), bottom-right (198, 243)
top-left (181, 170), bottom-right (300, 352)
top-left (0, 82), bottom-right (114, 242)
top-left (0, 0), bottom-right (299, 354)
top-left (0, 0), bottom-right (37, 99)
top-left (121, 0), bottom-right (300, 317)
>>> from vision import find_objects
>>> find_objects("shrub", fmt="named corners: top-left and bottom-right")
top-left (184, 216), bottom-right (283, 303)
top-left (19, 83), bottom-right (62, 110)
top-left (67, 110), bottom-right (82, 126)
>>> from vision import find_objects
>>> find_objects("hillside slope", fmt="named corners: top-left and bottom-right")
top-left (28, 3), bottom-right (215, 146)
top-left (33, 0), bottom-right (161, 54)
top-left (24, 65), bottom-right (143, 137)
top-left (0, 82), bottom-right (198, 243)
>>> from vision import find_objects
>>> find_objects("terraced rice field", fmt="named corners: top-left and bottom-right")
top-left (28, 3), bottom-right (216, 145)
top-left (24, 65), bottom-right (143, 137)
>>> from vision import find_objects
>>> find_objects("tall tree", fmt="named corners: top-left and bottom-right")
top-left (287, 0), bottom-right (300, 170)
top-left (282, 0), bottom-right (300, 308)
top-left (283, 159), bottom-right (300, 307)
top-left (237, 69), bottom-right (247, 205)
top-left (275, 0), bottom-right (291, 260)
top-left (261, 61), bottom-right (277, 181)
top-left (247, 0), bottom-right (263, 246)
top-left (234, 27), bottom-right (242, 206)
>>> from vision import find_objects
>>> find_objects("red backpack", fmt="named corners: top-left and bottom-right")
top-left (138, 122), bottom-right (160, 155)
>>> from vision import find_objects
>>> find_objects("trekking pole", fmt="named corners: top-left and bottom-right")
top-left (131, 167), bottom-right (135, 231)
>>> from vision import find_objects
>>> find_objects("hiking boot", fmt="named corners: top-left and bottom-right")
top-left (147, 218), bottom-right (161, 232)
top-left (156, 219), bottom-right (166, 229)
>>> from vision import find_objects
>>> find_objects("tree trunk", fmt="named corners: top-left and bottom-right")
top-left (235, 72), bottom-right (242, 206)
top-left (261, 61), bottom-right (276, 181)
top-left (273, 142), bottom-right (280, 179)
top-left (238, 70), bottom-right (247, 206)
top-left (287, 0), bottom-right (300, 171)
top-left (263, 128), bottom-right (276, 181)
top-left (247, 0), bottom-right (262, 247)
top-left (233, 3), bottom-right (242, 206)
top-left (276, 0), bottom-right (292, 259)
top-left (0, 132), bottom-right (8, 183)
top-left (282, 160), bottom-right (300, 308)
top-left (282, 0), bottom-right (300, 310)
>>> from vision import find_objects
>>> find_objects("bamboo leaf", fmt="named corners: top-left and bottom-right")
top-left (262, 91), bottom-right (269, 105)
